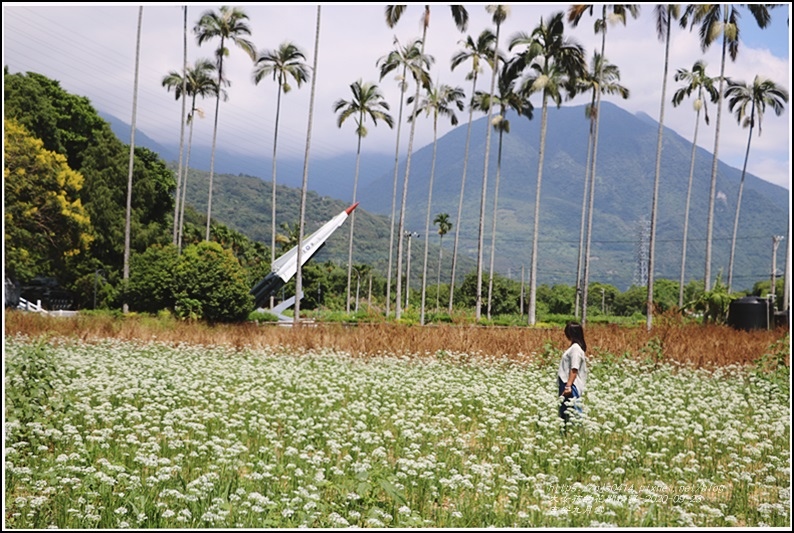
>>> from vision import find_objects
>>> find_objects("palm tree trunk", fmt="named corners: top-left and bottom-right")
top-left (205, 35), bottom-right (226, 242)
top-left (294, 5), bottom-right (321, 323)
top-left (420, 120), bottom-right (439, 325)
top-left (704, 9), bottom-right (729, 292)
top-left (395, 21), bottom-right (428, 320)
top-left (528, 96), bottom-right (548, 326)
top-left (582, 90), bottom-right (601, 326)
top-left (575, 112), bottom-right (594, 318)
top-left (178, 104), bottom-right (196, 252)
top-left (727, 114), bottom-right (754, 293)
top-left (476, 21), bottom-right (501, 321)
top-left (448, 73), bottom-right (477, 314)
top-left (582, 7), bottom-right (608, 327)
top-left (270, 82), bottom-right (284, 309)
top-left (679, 105), bottom-right (702, 307)
top-left (347, 132), bottom-right (363, 314)
top-left (123, 6), bottom-right (143, 315)
top-left (385, 66), bottom-right (407, 318)
top-left (487, 125), bottom-right (505, 320)
top-left (436, 235), bottom-right (443, 312)
top-left (173, 6), bottom-right (188, 245)
top-left (646, 12), bottom-right (672, 332)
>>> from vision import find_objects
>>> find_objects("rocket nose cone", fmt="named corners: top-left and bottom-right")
top-left (345, 202), bottom-right (359, 215)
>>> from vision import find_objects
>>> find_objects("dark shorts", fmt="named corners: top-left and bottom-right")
top-left (558, 377), bottom-right (582, 421)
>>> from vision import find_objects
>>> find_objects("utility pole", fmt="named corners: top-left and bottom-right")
top-left (772, 235), bottom-right (784, 311)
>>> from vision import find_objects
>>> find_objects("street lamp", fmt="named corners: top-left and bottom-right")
top-left (404, 231), bottom-right (419, 309)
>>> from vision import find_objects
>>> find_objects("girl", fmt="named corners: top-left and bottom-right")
top-left (558, 321), bottom-right (587, 424)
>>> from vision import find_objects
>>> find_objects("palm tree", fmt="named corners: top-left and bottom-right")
top-left (672, 60), bottom-right (719, 308)
top-left (510, 11), bottom-right (586, 326)
top-left (333, 79), bottom-right (394, 313)
top-left (385, 4), bottom-right (469, 320)
top-left (407, 82), bottom-right (465, 325)
top-left (448, 27), bottom-right (497, 313)
top-left (252, 41), bottom-right (310, 307)
top-left (377, 37), bottom-right (433, 318)
top-left (724, 75), bottom-right (788, 292)
top-left (572, 53), bottom-right (628, 318)
top-left (123, 6), bottom-right (143, 315)
top-left (474, 4), bottom-right (510, 321)
top-left (193, 5), bottom-right (256, 242)
top-left (433, 212), bottom-right (452, 312)
top-left (568, 4), bottom-right (640, 325)
top-left (645, 5), bottom-right (681, 331)
top-left (473, 57), bottom-right (533, 319)
top-left (294, 6), bottom-right (321, 323)
top-left (679, 4), bottom-right (774, 291)
top-left (162, 58), bottom-right (221, 252)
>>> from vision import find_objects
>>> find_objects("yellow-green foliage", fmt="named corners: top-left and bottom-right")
top-left (4, 118), bottom-right (93, 281)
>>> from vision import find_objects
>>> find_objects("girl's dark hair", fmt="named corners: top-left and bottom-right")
top-left (564, 321), bottom-right (587, 352)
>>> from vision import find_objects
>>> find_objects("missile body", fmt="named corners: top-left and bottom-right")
top-left (252, 203), bottom-right (358, 308)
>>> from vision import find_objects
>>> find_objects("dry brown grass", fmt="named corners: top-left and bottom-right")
top-left (3, 309), bottom-right (789, 368)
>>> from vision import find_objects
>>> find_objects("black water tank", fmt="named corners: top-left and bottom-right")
top-left (727, 296), bottom-right (770, 331)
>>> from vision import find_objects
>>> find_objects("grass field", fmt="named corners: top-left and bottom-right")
top-left (3, 312), bottom-right (791, 528)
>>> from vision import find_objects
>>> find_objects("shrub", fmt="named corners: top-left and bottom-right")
top-left (124, 244), bottom-right (179, 313)
top-left (173, 242), bottom-right (254, 323)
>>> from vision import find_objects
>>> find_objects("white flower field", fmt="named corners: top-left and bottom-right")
top-left (4, 334), bottom-right (790, 528)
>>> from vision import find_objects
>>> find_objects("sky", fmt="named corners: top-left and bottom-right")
top-left (3, 3), bottom-right (792, 191)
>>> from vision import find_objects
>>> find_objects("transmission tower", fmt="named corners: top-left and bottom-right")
top-left (634, 217), bottom-right (650, 287)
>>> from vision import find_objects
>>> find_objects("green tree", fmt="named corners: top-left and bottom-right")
top-left (252, 41), bottom-right (310, 293)
top-left (333, 80), bottom-right (394, 313)
top-left (3, 69), bottom-right (106, 171)
top-left (385, 4), bottom-right (469, 320)
top-left (173, 241), bottom-right (253, 322)
top-left (672, 60), bottom-right (719, 307)
top-left (194, 5), bottom-right (257, 241)
top-left (433, 213), bottom-right (452, 312)
top-left (613, 284), bottom-right (646, 317)
top-left (545, 283), bottom-right (576, 315)
top-left (163, 57), bottom-right (221, 251)
top-left (683, 272), bottom-right (734, 324)
top-left (449, 28), bottom-right (496, 313)
top-left (458, 271), bottom-right (519, 316)
top-left (4, 119), bottom-right (93, 284)
top-left (680, 3), bottom-right (775, 291)
top-left (377, 37), bottom-right (433, 318)
top-left (510, 11), bottom-right (586, 325)
top-left (724, 75), bottom-right (788, 292)
top-left (406, 82), bottom-right (465, 324)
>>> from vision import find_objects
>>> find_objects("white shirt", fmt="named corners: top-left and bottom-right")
top-left (558, 342), bottom-right (587, 394)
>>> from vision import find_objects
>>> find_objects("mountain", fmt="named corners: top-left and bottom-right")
top-left (99, 111), bottom-right (180, 163)
top-left (357, 101), bottom-right (788, 291)
top-left (100, 110), bottom-right (393, 200)
top-left (105, 102), bottom-right (788, 292)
